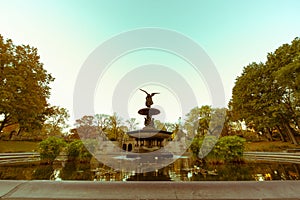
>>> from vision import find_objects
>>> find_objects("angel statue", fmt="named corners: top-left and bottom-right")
top-left (139, 89), bottom-right (159, 108)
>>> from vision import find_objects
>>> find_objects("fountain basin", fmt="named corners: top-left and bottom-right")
top-left (138, 108), bottom-right (160, 115)
top-left (127, 129), bottom-right (172, 139)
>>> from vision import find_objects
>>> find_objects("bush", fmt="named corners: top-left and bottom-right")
top-left (38, 137), bottom-right (66, 163)
top-left (190, 135), bottom-right (246, 163)
top-left (190, 137), bottom-right (204, 156)
top-left (67, 140), bottom-right (92, 162)
top-left (190, 136), bottom-right (218, 158)
top-left (213, 136), bottom-right (246, 162)
top-left (242, 131), bottom-right (260, 142)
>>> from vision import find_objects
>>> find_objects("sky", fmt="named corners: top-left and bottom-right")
top-left (1, 0), bottom-right (300, 127)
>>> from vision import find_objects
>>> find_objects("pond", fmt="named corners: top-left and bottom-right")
top-left (0, 157), bottom-right (299, 181)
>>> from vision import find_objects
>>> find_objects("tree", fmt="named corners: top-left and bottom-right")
top-left (0, 35), bottom-right (54, 134)
top-left (154, 119), bottom-right (166, 130)
top-left (230, 37), bottom-right (300, 144)
top-left (230, 62), bottom-right (287, 141)
top-left (74, 113), bottom-right (127, 142)
top-left (41, 106), bottom-right (70, 137)
top-left (153, 120), bottom-right (176, 132)
top-left (164, 122), bottom-right (177, 132)
top-left (38, 136), bottom-right (66, 163)
top-left (230, 62), bottom-right (272, 134)
top-left (125, 118), bottom-right (139, 131)
top-left (106, 113), bottom-right (125, 141)
top-left (74, 115), bottom-right (99, 139)
top-left (184, 105), bottom-right (225, 137)
top-left (94, 114), bottom-right (110, 132)
top-left (94, 113), bottom-right (110, 138)
top-left (184, 106), bottom-right (210, 137)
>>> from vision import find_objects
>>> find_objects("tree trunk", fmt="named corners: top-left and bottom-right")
top-left (276, 125), bottom-right (286, 142)
top-left (17, 127), bottom-right (23, 136)
top-left (267, 128), bottom-right (273, 141)
top-left (283, 123), bottom-right (298, 145)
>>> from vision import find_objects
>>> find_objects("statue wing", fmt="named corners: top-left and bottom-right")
top-left (139, 88), bottom-right (149, 95)
top-left (150, 92), bottom-right (160, 97)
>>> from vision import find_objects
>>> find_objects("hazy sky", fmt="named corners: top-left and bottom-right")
top-left (1, 0), bottom-right (300, 126)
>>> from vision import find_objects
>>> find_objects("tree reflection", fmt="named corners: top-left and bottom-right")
top-left (0, 159), bottom-right (299, 181)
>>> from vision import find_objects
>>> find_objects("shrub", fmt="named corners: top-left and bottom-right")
top-left (67, 140), bottom-right (92, 162)
top-left (213, 136), bottom-right (246, 162)
top-left (190, 135), bottom-right (246, 163)
top-left (190, 137), bottom-right (204, 156)
top-left (242, 131), bottom-right (260, 142)
top-left (38, 137), bottom-right (66, 163)
top-left (190, 136), bottom-right (218, 158)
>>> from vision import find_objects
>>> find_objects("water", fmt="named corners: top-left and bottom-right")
top-left (0, 157), bottom-right (299, 181)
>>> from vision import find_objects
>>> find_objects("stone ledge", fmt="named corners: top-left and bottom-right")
top-left (0, 180), bottom-right (299, 200)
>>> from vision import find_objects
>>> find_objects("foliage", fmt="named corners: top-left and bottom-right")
top-left (0, 35), bottom-right (54, 134)
top-left (190, 137), bottom-right (204, 156)
top-left (190, 135), bottom-right (245, 163)
top-left (230, 37), bottom-right (300, 144)
top-left (42, 106), bottom-right (70, 137)
top-left (74, 113), bottom-right (126, 142)
top-left (190, 135), bottom-right (218, 158)
top-left (154, 120), bottom-right (166, 130)
top-left (38, 137), bottom-right (66, 162)
top-left (66, 139), bottom-right (92, 162)
top-left (106, 113), bottom-right (126, 141)
top-left (241, 131), bottom-right (261, 142)
top-left (74, 115), bottom-right (100, 139)
top-left (213, 136), bottom-right (246, 162)
top-left (125, 118), bottom-right (139, 131)
top-left (184, 106), bottom-right (227, 138)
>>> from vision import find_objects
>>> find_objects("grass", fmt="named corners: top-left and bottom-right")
top-left (245, 141), bottom-right (299, 152)
top-left (0, 141), bottom-right (39, 153)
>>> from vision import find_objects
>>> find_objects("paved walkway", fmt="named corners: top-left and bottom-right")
top-left (0, 152), bottom-right (40, 165)
top-left (244, 151), bottom-right (300, 164)
top-left (0, 180), bottom-right (299, 199)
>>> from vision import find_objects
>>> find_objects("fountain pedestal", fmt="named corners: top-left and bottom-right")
top-left (125, 90), bottom-right (173, 154)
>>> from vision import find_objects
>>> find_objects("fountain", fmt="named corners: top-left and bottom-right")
top-left (125, 89), bottom-right (173, 156)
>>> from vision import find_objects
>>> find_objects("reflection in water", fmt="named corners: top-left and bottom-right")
top-left (0, 157), bottom-right (299, 181)
top-left (50, 169), bottom-right (62, 181)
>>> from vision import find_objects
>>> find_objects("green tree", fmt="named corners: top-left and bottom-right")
top-left (230, 63), bottom-right (272, 134)
top-left (231, 38), bottom-right (300, 144)
top-left (267, 38), bottom-right (300, 143)
top-left (184, 106), bottom-right (226, 138)
top-left (41, 106), bottom-right (70, 137)
top-left (0, 35), bottom-right (54, 134)
top-left (106, 113), bottom-right (125, 141)
top-left (190, 135), bottom-right (245, 163)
